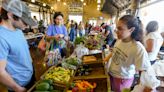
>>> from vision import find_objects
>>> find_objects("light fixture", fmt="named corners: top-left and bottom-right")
top-left (63, 2), bottom-right (66, 5)
top-left (57, 0), bottom-right (60, 1)
top-left (31, 0), bottom-right (35, 3)
top-left (97, 0), bottom-right (101, 3)
top-left (43, 3), bottom-right (46, 6)
top-left (81, 0), bottom-right (84, 2)
top-left (97, 7), bottom-right (100, 10)
top-left (97, 5), bottom-right (100, 8)
top-left (51, 7), bottom-right (54, 9)
top-left (83, 3), bottom-right (86, 6)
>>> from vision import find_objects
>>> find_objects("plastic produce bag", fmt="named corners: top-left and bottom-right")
top-left (61, 62), bottom-right (77, 70)
top-left (71, 44), bottom-right (89, 59)
top-left (46, 49), bottom-right (62, 67)
top-left (152, 60), bottom-right (164, 76)
top-left (132, 66), bottom-right (160, 92)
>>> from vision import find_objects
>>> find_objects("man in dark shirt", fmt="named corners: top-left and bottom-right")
top-left (101, 23), bottom-right (115, 48)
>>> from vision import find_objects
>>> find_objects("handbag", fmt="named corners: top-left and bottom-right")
top-left (38, 36), bottom-right (46, 51)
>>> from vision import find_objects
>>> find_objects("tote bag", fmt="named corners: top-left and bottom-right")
top-left (38, 36), bottom-right (46, 51)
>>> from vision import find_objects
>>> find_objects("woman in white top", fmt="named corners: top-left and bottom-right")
top-left (144, 21), bottom-right (163, 65)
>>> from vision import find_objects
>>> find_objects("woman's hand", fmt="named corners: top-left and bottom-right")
top-left (143, 86), bottom-right (152, 92)
top-left (59, 34), bottom-right (64, 38)
top-left (103, 57), bottom-right (109, 62)
top-left (54, 35), bottom-right (61, 41)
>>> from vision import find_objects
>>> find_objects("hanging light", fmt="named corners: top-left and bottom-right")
top-left (97, 7), bottom-right (100, 10)
top-left (97, 0), bottom-right (101, 3)
top-left (57, 0), bottom-right (60, 1)
top-left (51, 7), bottom-right (54, 9)
top-left (83, 3), bottom-right (86, 6)
top-left (31, 0), bottom-right (35, 3)
top-left (97, 5), bottom-right (100, 8)
top-left (63, 2), bottom-right (66, 5)
top-left (81, 0), bottom-right (84, 2)
top-left (43, 3), bottom-right (46, 6)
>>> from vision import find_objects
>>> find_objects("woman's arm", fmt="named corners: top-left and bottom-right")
top-left (146, 39), bottom-right (154, 52)
top-left (103, 53), bottom-right (112, 62)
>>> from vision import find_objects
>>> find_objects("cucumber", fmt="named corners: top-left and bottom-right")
top-left (41, 79), bottom-right (53, 85)
top-left (50, 90), bottom-right (61, 92)
top-left (49, 86), bottom-right (54, 91)
top-left (34, 91), bottom-right (50, 92)
top-left (36, 82), bottom-right (50, 91)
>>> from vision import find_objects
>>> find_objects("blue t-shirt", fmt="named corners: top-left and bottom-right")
top-left (46, 24), bottom-right (68, 49)
top-left (0, 26), bottom-right (33, 87)
top-left (46, 24), bottom-right (68, 37)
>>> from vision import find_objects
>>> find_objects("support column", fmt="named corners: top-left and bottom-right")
top-left (130, 0), bottom-right (141, 17)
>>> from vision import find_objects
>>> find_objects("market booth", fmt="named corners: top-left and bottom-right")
top-left (0, 0), bottom-right (164, 92)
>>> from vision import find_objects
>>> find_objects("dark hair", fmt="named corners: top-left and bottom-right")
top-left (146, 21), bottom-right (158, 34)
top-left (119, 15), bottom-right (143, 43)
top-left (0, 8), bottom-right (8, 22)
top-left (0, 8), bottom-right (19, 22)
top-left (101, 23), bottom-right (105, 27)
top-left (53, 12), bottom-right (63, 24)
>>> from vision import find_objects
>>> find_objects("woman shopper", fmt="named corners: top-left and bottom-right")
top-left (144, 21), bottom-right (163, 65)
top-left (46, 12), bottom-right (68, 57)
top-left (104, 15), bottom-right (151, 92)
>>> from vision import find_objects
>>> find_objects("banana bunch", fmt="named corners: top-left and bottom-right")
top-left (43, 67), bottom-right (71, 83)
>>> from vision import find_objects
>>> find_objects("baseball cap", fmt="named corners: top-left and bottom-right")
top-left (2, 0), bottom-right (37, 26)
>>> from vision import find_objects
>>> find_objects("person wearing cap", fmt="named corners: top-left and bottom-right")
top-left (0, 0), bottom-right (36, 92)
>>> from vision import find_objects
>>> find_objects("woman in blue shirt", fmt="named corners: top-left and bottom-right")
top-left (46, 12), bottom-right (68, 57)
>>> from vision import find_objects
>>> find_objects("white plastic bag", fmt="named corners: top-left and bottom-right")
top-left (140, 67), bottom-right (160, 89)
top-left (71, 44), bottom-right (89, 59)
top-left (132, 66), bottom-right (160, 92)
top-left (152, 60), bottom-right (164, 76)
top-left (47, 49), bottom-right (62, 66)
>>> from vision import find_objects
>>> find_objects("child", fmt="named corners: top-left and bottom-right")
top-left (104, 15), bottom-right (151, 92)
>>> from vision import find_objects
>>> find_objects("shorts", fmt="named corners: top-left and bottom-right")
top-left (109, 74), bottom-right (134, 92)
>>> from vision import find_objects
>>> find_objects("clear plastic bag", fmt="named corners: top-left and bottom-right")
top-left (132, 66), bottom-right (160, 92)
top-left (140, 67), bottom-right (160, 89)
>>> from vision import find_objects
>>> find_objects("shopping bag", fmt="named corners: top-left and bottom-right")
top-left (38, 36), bottom-right (46, 51)
top-left (44, 40), bottom-right (62, 67)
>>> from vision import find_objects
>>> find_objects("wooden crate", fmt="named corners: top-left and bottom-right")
top-left (70, 78), bottom-right (109, 92)
top-left (74, 63), bottom-right (107, 80)
top-left (27, 80), bottom-right (65, 92)
top-left (40, 66), bottom-right (74, 87)
top-left (82, 53), bottom-right (103, 64)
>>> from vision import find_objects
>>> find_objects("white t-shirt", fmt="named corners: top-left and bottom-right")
top-left (109, 40), bottom-right (151, 78)
top-left (144, 31), bottom-right (163, 61)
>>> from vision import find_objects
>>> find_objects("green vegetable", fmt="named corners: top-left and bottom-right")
top-left (34, 90), bottom-right (50, 92)
top-left (50, 90), bottom-right (62, 92)
top-left (74, 36), bottom-right (85, 45)
top-left (122, 88), bottom-right (131, 92)
top-left (36, 82), bottom-right (50, 91)
top-left (49, 86), bottom-right (54, 91)
top-left (40, 79), bottom-right (53, 85)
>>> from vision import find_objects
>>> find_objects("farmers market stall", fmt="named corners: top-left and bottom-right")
top-left (28, 52), bottom-right (111, 92)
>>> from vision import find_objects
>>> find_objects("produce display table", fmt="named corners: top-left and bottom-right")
top-left (27, 53), bottom-right (111, 92)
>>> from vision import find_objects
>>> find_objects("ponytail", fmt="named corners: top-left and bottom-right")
top-left (119, 15), bottom-right (143, 43)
